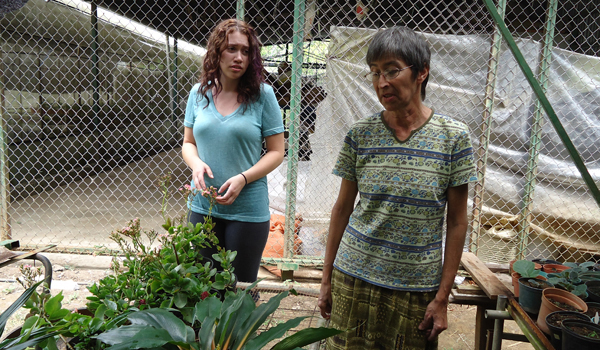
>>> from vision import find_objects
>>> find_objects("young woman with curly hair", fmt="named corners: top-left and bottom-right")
top-left (182, 19), bottom-right (284, 296)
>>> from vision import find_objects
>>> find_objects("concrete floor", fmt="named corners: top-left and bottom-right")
top-left (10, 148), bottom-right (195, 250)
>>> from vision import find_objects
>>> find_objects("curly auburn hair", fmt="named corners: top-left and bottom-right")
top-left (199, 19), bottom-right (264, 108)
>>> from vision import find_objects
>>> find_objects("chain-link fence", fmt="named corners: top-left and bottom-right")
top-left (1, 0), bottom-right (599, 266)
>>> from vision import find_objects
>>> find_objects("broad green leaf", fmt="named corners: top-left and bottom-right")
top-left (96, 325), bottom-right (173, 349)
top-left (215, 291), bottom-right (249, 345)
top-left (231, 291), bottom-right (289, 348)
top-left (46, 335), bottom-right (59, 350)
top-left (127, 308), bottom-right (195, 344)
top-left (21, 315), bottom-right (40, 332)
top-left (106, 299), bottom-right (118, 311)
top-left (174, 292), bottom-right (188, 308)
top-left (563, 262), bottom-right (579, 268)
top-left (224, 294), bottom-right (257, 349)
top-left (270, 326), bottom-right (344, 350)
top-left (512, 260), bottom-right (537, 278)
top-left (90, 317), bottom-right (104, 333)
top-left (48, 308), bottom-right (71, 321)
top-left (150, 279), bottom-right (161, 292)
top-left (160, 298), bottom-right (172, 308)
top-left (44, 292), bottom-right (64, 316)
top-left (193, 296), bottom-right (221, 325)
top-left (244, 316), bottom-right (306, 350)
top-left (95, 304), bottom-right (107, 319)
top-left (180, 307), bottom-right (195, 324)
top-left (197, 316), bottom-right (217, 350)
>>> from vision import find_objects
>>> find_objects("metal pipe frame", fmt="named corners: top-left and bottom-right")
top-left (0, 36), bottom-right (10, 241)
top-left (283, 0), bottom-right (306, 260)
top-left (91, 0), bottom-right (100, 127)
top-left (491, 295), bottom-right (507, 350)
top-left (471, 0), bottom-right (507, 255)
top-left (517, 0), bottom-right (558, 259)
top-left (171, 38), bottom-right (179, 122)
top-left (236, 0), bottom-right (245, 21)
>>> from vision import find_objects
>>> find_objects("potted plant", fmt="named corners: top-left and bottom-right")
top-left (561, 319), bottom-right (600, 350)
top-left (545, 311), bottom-right (591, 350)
top-left (95, 281), bottom-right (342, 350)
top-left (518, 277), bottom-right (553, 314)
top-left (548, 269), bottom-right (589, 299)
top-left (511, 260), bottom-right (547, 297)
top-left (537, 288), bottom-right (588, 335)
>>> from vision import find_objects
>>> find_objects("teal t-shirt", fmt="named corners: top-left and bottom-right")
top-left (183, 83), bottom-right (284, 222)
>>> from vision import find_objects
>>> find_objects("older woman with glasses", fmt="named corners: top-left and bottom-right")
top-left (318, 26), bottom-right (478, 350)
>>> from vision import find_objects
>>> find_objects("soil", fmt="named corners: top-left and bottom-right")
top-left (547, 313), bottom-right (589, 328)
top-left (566, 325), bottom-right (600, 339)
top-left (0, 263), bottom-right (535, 350)
top-left (588, 286), bottom-right (600, 295)
top-left (547, 297), bottom-right (583, 312)
top-left (585, 304), bottom-right (600, 318)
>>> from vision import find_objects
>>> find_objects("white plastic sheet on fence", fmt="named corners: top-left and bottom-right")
top-left (298, 26), bottom-right (600, 263)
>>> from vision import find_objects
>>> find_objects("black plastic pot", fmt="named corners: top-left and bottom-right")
top-left (585, 281), bottom-right (600, 303)
top-left (518, 277), bottom-right (554, 314)
top-left (585, 302), bottom-right (600, 320)
top-left (561, 319), bottom-right (600, 350)
top-left (546, 311), bottom-right (591, 350)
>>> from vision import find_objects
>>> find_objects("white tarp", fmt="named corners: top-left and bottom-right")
top-left (269, 26), bottom-right (600, 260)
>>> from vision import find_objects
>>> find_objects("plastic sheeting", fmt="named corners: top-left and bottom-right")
top-left (282, 26), bottom-right (600, 260)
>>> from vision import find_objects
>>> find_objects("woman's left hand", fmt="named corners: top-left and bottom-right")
top-left (215, 174), bottom-right (246, 205)
top-left (418, 296), bottom-right (448, 341)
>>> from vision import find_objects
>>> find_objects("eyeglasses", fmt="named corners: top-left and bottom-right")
top-left (365, 65), bottom-right (413, 82)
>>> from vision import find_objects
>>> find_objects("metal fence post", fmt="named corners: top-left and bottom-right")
top-left (283, 0), bottom-right (306, 266)
top-left (0, 38), bottom-right (10, 240)
top-left (517, 0), bottom-right (559, 259)
top-left (471, 0), bottom-right (507, 255)
top-left (171, 37), bottom-right (179, 122)
top-left (91, 0), bottom-right (100, 128)
top-left (236, 0), bottom-right (245, 21)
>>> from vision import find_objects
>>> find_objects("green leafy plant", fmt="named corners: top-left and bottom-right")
top-left (512, 260), bottom-right (547, 278)
top-left (548, 269), bottom-right (588, 298)
top-left (561, 261), bottom-right (600, 283)
top-left (95, 282), bottom-right (343, 350)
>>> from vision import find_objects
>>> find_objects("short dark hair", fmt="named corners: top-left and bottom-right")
top-left (366, 26), bottom-right (431, 100)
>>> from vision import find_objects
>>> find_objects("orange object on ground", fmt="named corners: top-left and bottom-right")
top-left (262, 214), bottom-right (303, 258)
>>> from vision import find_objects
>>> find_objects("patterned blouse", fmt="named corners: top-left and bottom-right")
top-left (332, 111), bottom-right (478, 291)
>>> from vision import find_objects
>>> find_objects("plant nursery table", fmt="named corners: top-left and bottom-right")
top-left (453, 252), bottom-right (555, 350)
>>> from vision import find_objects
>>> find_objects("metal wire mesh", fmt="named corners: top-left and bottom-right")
top-left (1, 0), bottom-right (599, 266)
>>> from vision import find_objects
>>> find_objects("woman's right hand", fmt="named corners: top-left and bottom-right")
top-left (318, 282), bottom-right (332, 319)
top-left (192, 161), bottom-right (214, 190)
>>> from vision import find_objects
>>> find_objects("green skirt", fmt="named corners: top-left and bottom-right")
top-left (326, 268), bottom-right (438, 350)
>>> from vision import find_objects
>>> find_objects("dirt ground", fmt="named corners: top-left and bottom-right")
top-left (0, 261), bottom-right (535, 350)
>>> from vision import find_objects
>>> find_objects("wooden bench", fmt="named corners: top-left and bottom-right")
top-left (455, 252), bottom-right (554, 350)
